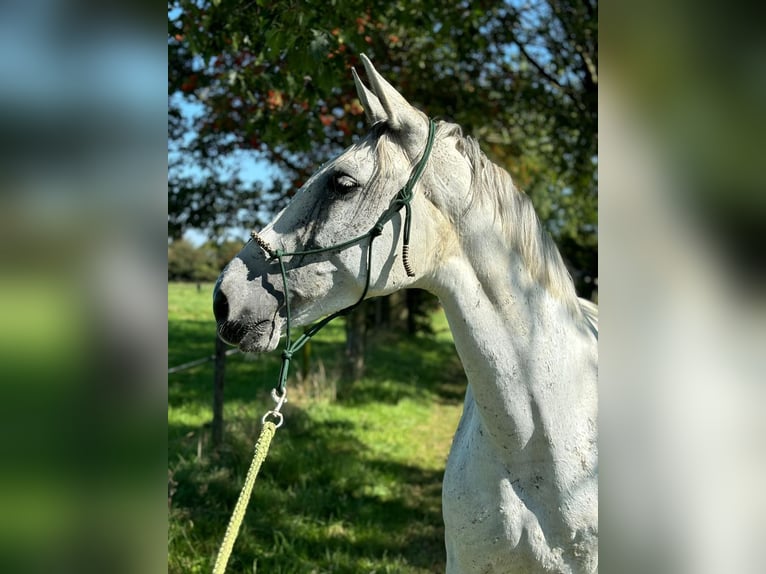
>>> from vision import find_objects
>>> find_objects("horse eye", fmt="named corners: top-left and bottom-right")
top-left (331, 172), bottom-right (359, 194)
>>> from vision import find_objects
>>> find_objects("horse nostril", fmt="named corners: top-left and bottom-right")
top-left (213, 286), bottom-right (230, 324)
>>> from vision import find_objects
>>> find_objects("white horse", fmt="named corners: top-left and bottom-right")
top-left (213, 55), bottom-right (598, 574)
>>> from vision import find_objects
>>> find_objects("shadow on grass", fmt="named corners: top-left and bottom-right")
top-left (169, 304), bottom-right (466, 572)
top-left (168, 319), bottom-right (218, 366)
top-left (169, 404), bottom-right (447, 573)
top-left (344, 329), bottom-right (467, 407)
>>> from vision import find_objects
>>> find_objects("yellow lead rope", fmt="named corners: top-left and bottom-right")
top-left (212, 418), bottom-right (278, 574)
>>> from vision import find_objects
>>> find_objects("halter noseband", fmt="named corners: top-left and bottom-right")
top-left (249, 119), bottom-right (436, 396)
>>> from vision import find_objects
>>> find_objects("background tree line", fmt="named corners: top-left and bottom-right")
top-left (168, 238), bottom-right (240, 282)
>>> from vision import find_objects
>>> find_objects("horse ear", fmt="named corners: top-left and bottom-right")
top-left (359, 54), bottom-right (427, 139)
top-left (352, 67), bottom-right (387, 125)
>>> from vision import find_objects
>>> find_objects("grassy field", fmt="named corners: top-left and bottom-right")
top-left (168, 282), bottom-right (466, 573)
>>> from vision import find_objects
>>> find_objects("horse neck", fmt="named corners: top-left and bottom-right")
top-left (427, 199), bottom-right (597, 458)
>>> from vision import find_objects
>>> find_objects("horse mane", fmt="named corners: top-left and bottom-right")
top-left (441, 121), bottom-right (587, 318)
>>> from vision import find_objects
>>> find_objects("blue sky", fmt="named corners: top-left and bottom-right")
top-left (172, 93), bottom-right (283, 246)
top-left (181, 153), bottom-right (282, 246)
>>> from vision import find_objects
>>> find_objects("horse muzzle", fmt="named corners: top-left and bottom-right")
top-left (212, 260), bottom-right (283, 352)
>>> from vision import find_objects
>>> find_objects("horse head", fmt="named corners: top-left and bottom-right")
top-left (213, 55), bottom-right (472, 352)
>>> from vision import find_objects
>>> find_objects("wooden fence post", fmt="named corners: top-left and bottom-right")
top-left (212, 335), bottom-right (226, 449)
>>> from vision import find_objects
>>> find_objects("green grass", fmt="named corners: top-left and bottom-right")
top-left (169, 282), bottom-right (466, 573)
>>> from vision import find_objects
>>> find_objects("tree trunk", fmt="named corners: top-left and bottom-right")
top-left (301, 338), bottom-right (312, 381)
top-left (344, 303), bottom-right (367, 381)
top-left (212, 335), bottom-right (226, 449)
top-left (406, 290), bottom-right (418, 335)
top-left (374, 295), bottom-right (390, 329)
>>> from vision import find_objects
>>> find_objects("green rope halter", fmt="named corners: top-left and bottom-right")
top-left (250, 119), bottom-right (436, 397)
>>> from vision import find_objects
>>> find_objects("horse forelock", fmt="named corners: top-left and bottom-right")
top-left (443, 122), bottom-right (588, 319)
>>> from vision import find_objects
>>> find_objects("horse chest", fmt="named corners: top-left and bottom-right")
top-left (442, 390), bottom-right (591, 574)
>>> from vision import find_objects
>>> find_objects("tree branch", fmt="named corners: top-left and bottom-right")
top-left (502, 6), bottom-right (569, 94)
top-left (515, 40), bottom-right (565, 91)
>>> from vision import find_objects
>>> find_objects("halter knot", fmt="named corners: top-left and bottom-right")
top-left (370, 222), bottom-right (384, 237)
top-left (281, 350), bottom-right (293, 361)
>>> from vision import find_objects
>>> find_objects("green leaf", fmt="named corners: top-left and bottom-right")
top-left (309, 29), bottom-right (331, 60)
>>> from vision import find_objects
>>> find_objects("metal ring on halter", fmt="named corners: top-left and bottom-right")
top-left (261, 387), bottom-right (287, 428)
top-left (261, 409), bottom-right (284, 428)
top-left (270, 387), bottom-right (287, 408)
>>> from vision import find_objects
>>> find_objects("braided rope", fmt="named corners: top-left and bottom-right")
top-left (212, 420), bottom-right (278, 574)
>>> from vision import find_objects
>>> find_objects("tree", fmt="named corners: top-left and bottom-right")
top-left (168, 0), bottom-right (598, 402)
top-left (210, 239), bottom-right (244, 271)
top-left (168, 238), bottom-right (218, 281)
top-left (168, 238), bottom-right (242, 282)
top-left (168, 1), bottom-right (597, 294)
